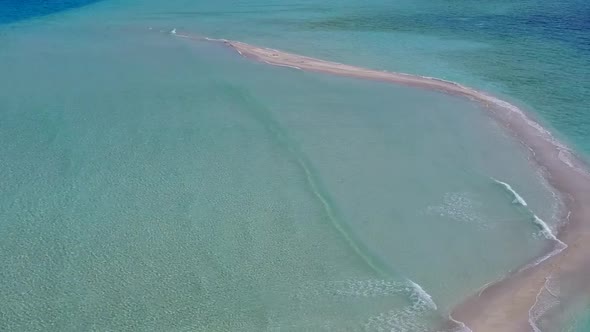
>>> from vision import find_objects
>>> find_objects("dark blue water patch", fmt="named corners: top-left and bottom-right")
top-left (298, 0), bottom-right (590, 54)
top-left (0, 0), bottom-right (102, 25)
top-left (303, 10), bottom-right (590, 54)
top-left (293, 0), bottom-right (590, 156)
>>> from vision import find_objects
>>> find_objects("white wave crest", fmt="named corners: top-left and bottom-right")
top-left (532, 215), bottom-right (559, 242)
top-left (308, 279), bottom-right (437, 311)
top-left (492, 178), bottom-right (528, 206)
top-left (530, 215), bottom-right (567, 264)
top-left (518, 217), bottom-right (567, 272)
top-left (408, 280), bottom-right (437, 311)
top-left (490, 178), bottom-right (567, 272)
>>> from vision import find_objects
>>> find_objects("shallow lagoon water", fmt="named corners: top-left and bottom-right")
top-left (0, 0), bottom-right (587, 330)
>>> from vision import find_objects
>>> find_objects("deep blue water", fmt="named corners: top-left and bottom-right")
top-left (0, 0), bottom-right (101, 24)
top-left (296, 0), bottom-right (590, 156)
top-left (306, 0), bottom-right (590, 54)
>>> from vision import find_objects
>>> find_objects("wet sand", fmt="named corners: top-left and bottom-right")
top-left (177, 33), bottom-right (590, 332)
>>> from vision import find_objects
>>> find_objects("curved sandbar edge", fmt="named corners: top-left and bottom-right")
top-left (176, 31), bottom-right (590, 332)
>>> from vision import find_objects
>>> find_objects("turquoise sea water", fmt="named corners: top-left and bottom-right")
top-left (571, 312), bottom-right (590, 332)
top-left (134, 0), bottom-right (590, 155)
top-left (1, 0), bottom-right (588, 331)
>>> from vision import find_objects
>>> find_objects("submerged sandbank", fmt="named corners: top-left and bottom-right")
top-left (175, 31), bottom-right (590, 332)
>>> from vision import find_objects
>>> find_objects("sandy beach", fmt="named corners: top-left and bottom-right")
top-left (176, 37), bottom-right (590, 332)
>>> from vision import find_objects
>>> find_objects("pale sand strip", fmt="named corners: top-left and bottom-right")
top-left (178, 33), bottom-right (590, 332)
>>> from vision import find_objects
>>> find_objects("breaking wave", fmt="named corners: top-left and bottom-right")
top-left (493, 178), bottom-right (528, 206)
top-left (492, 178), bottom-right (567, 271)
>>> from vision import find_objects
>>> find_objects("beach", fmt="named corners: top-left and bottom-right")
top-left (182, 34), bottom-right (590, 331)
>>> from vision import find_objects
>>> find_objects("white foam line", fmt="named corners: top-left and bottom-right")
top-left (169, 35), bottom-right (589, 329)
top-left (519, 240), bottom-right (567, 273)
top-left (533, 215), bottom-right (562, 243)
top-left (492, 178), bottom-right (528, 206)
top-left (477, 281), bottom-right (494, 297)
top-left (204, 37), bottom-right (228, 42)
top-left (449, 314), bottom-right (474, 332)
top-left (558, 150), bottom-right (575, 168)
top-left (529, 215), bottom-right (568, 268)
top-left (489, 177), bottom-right (568, 273)
top-left (264, 61), bottom-right (301, 70)
top-left (408, 280), bottom-right (437, 310)
top-left (515, 214), bottom-right (567, 272)
top-left (528, 275), bottom-right (557, 332)
top-left (541, 174), bottom-right (564, 229)
top-left (529, 286), bottom-right (544, 332)
top-left (472, 92), bottom-right (589, 180)
top-left (544, 275), bottom-right (559, 299)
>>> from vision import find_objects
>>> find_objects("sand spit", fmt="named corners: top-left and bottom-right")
top-left (176, 32), bottom-right (590, 332)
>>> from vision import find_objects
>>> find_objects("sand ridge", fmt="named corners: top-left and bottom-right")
top-left (176, 32), bottom-right (590, 332)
